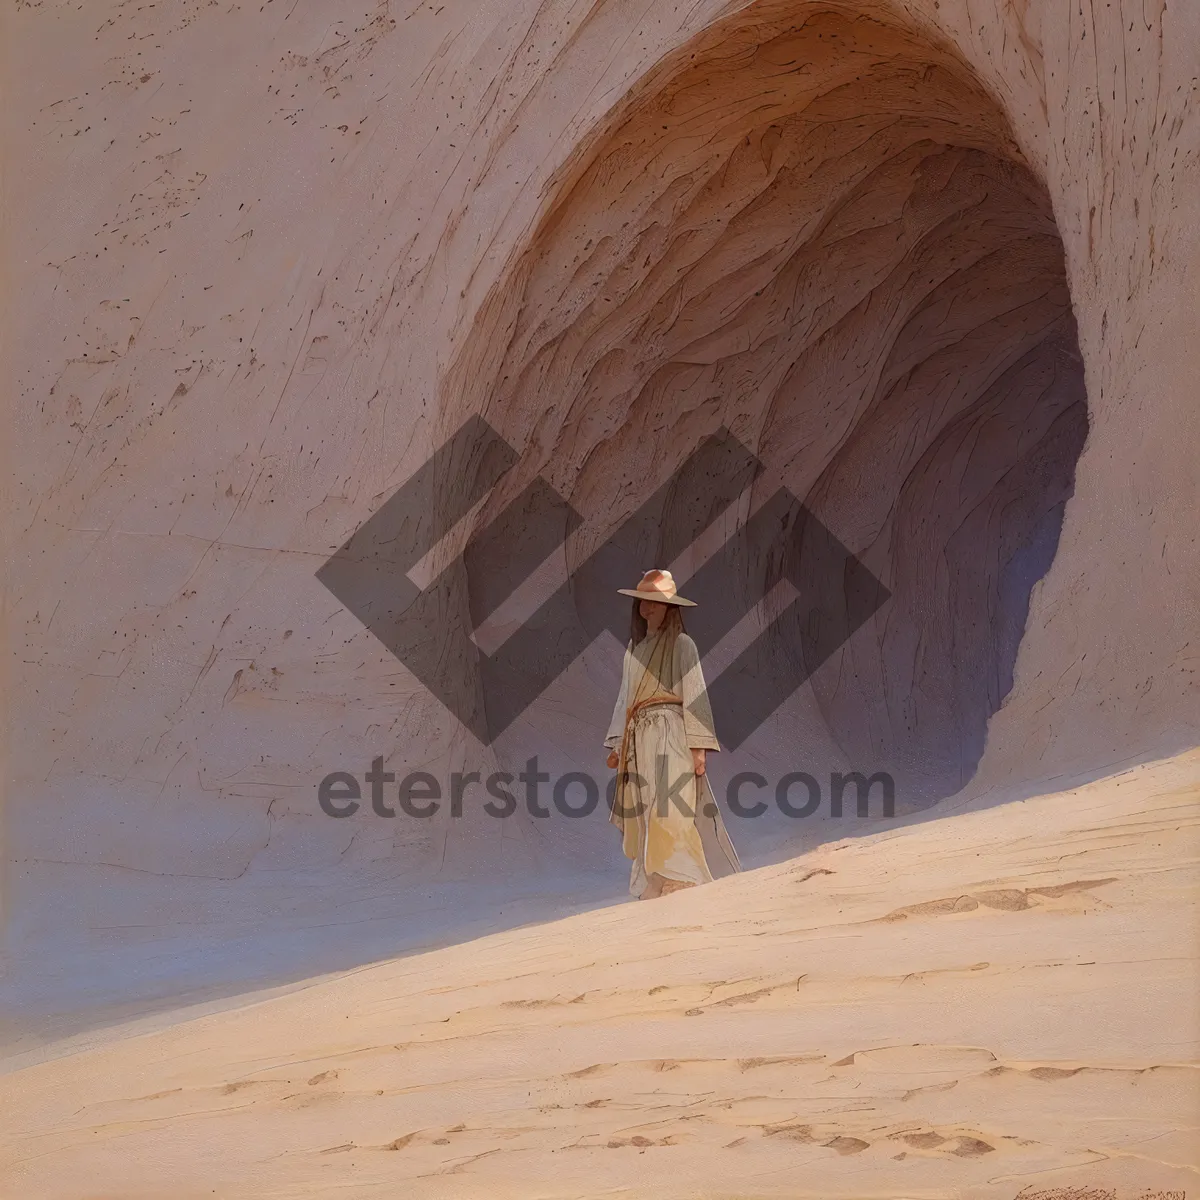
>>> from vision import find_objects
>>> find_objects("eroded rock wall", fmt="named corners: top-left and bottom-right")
top-left (444, 5), bottom-right (1091, 803)
top-left (4, 0), bottom-right (1198, 886)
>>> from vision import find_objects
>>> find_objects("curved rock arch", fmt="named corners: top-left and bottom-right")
top-left (440, 1), bottom-right (1088, 808)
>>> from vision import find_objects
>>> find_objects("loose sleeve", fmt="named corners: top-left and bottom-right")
top-left (603, 644), bottom-right (632, 749)
top-left (677, 634), bottom-right (721, 751)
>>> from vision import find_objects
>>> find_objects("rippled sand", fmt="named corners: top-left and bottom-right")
top-left (4, 751), bottom-right (1198, 1198)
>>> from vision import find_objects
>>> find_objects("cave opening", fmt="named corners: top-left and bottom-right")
top-left (443, 2), bottom-right (1088, 816)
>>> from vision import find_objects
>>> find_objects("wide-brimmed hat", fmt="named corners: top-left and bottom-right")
top-left (617, 568), bottom-right (696, 607)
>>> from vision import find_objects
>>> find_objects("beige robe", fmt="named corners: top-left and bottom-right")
top-left (605, 630), bottom-right (741, 896)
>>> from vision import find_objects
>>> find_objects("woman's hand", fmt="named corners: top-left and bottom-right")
top-left (606, 750), bottom-right (620, 770)
top-left (691, 747), bottom-right (706, 776)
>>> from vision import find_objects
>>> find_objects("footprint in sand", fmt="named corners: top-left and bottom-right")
top-left (897, 1129), bottom-right (994, 1156)
top-left (883, 878), bottom-right (1117, 921)
top-left (826, 1136), bottom-right (870, 1155)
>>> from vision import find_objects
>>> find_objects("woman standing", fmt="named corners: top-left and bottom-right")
top-left (605, 569), bottom-right (741, 899)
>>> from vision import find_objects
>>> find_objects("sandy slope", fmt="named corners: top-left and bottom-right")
top-left (3, 753), bottom-right (1198, 1200)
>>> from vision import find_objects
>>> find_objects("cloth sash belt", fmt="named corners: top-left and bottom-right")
top-left (615, 692), bottom-right (683, 796)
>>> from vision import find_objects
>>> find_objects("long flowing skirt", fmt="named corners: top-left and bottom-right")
top-left (614, 703), bottom-right (741, 897)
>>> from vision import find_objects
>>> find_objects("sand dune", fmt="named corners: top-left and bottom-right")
top-left (5, 0), bottom-right (1199, 1195)
top-left (4, 752), bottom-right (1197, 1198)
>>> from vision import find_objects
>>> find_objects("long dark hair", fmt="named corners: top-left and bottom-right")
top-left (630, 599), bottom-right (686, 645)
